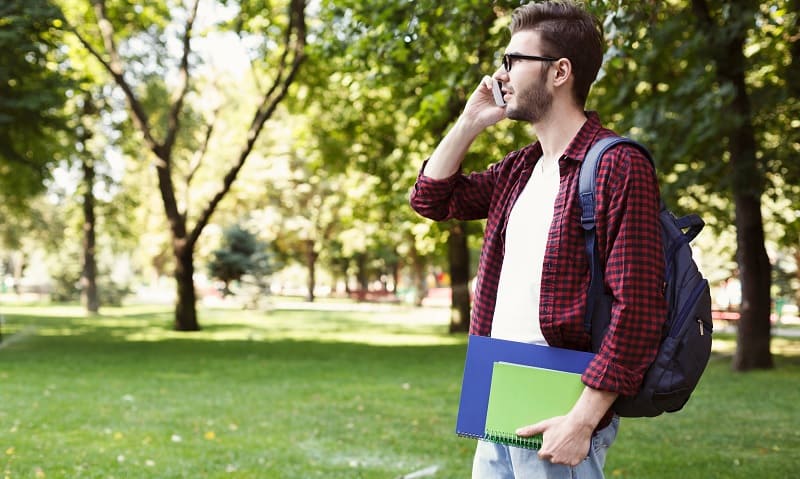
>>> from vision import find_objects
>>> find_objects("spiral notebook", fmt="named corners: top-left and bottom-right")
top-left (455, 335), bottom-right (595, 448)
top-left (483, 362), bottom-right (586, 449)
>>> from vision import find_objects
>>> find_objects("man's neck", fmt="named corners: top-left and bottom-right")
top-left (532, 106), bottom-right (588, 160)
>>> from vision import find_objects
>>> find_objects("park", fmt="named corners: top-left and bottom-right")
top-left (2, 0), bottom-right (799, 478)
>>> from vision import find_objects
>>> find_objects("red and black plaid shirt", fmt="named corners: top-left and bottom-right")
top-left (410, 112), bottom-right (666, 396)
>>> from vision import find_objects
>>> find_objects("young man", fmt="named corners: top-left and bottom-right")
top-left (409, 2), bottom-right (667, 478)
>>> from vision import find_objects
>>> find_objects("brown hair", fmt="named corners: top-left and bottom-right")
top-left (510, 1), bottom-right (604, 107)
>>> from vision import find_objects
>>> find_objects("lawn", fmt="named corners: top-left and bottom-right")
top-left (0, 303), bottom-right (798, 478)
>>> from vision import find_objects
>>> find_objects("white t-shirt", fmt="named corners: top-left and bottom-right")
top-left (491, 155), bottom-right (560, 344)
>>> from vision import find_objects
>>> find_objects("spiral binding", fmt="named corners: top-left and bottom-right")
top-left (484, 429), bottom-right (543, 450)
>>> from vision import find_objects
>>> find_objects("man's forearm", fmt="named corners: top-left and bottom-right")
top-left (423, 117), bottom-right (483, 179)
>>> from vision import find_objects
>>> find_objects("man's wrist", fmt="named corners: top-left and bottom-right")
top-left (568, 387), bottom-right (618, 430)
top-left (451, 115), bottom-right (484, 142)
top-left (566, 408), bottom-right (602, 432)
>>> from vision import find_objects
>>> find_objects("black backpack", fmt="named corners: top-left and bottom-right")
top-left (579, 136), bottom-right (713, 417)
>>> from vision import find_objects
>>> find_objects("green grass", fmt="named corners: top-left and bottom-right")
top-left (1, 304), bottom-right (798, 478)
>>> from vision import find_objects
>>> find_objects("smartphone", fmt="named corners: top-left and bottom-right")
top-left (491, 79), bottom-right (506, 107)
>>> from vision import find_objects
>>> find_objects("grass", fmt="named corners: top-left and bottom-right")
top-left (1, 303), bottom-right (798, 478)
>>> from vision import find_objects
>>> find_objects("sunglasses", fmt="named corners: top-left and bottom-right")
top-left (502, 53), bottom-right (559, 72)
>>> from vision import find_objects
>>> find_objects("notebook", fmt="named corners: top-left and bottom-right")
top-left (483, 361), bottom-right (586, 449)
top-left (455, 335), bottom-right (595, 446)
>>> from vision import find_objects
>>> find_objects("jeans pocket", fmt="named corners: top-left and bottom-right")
top-left (591, 415), bottom-right (620, 455)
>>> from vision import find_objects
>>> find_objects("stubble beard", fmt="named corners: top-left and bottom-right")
top-left (506, 71), bottom-right (553, 124)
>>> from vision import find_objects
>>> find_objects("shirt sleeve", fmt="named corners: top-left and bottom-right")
top-left (409, 159), bottom-right (500, 222)
top-left (581, 145), bottom-right (667, 396)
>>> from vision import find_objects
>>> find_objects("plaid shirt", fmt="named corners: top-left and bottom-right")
top-left (410, 112), bottom-right (666, 396)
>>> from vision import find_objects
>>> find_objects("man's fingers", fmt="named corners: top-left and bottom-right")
top-left (515, 418), bottom-right (552, 437)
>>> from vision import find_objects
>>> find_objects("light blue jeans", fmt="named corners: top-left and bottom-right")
top-left (472, 416), bottom-right (620, 479)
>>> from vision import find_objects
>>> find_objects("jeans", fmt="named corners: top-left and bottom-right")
top-left (471, 416), bottom-right (619, 479)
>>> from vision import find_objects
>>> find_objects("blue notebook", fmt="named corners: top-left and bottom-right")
top-left (455, 335), bottom-right (595, 443)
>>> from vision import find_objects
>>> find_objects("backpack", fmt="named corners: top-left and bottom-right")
top-left (579, 136), bottom-right (713, 417)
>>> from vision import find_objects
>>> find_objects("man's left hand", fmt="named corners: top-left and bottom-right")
top-left (515, 415), bottom-right (593, 467)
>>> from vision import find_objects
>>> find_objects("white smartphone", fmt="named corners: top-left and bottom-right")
top-left (491, 79), bottom-right (506, 107)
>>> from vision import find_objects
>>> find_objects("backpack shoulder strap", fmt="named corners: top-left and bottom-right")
top-left (579, 136), bottom-right (654, 335)
top-left (579, 136), bottom-right (654, 230)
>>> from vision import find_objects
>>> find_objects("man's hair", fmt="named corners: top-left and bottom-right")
top-left (510, 1), bottom-right (604, 107)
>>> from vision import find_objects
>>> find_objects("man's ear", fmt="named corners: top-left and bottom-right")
top-left (553, 58), bottom-right (572, 87)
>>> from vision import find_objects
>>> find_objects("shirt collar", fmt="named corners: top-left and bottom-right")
top-left (561, 111), bottom-right (605, 164)
top-left (518, 111), bottom-right (606, 167)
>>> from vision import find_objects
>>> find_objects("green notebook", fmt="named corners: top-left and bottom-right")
top-left (483, 361), bottom-right (586, 449)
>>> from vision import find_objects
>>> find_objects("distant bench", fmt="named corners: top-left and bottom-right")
top-left (712, 310), bottom-right (740, 323)
top-left (348, 290), bottom-right (401, 303)
top-left (711, 309), bottom-right (792, 325)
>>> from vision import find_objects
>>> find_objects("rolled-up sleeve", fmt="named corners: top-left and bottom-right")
top-left (409, 160), bottom-right (497, 222)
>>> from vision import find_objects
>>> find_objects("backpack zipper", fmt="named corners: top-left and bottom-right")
top-left (670, 279), bottom-right (709, 337)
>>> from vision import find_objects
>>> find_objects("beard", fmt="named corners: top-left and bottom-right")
top-left (506, 72), bottom-right (553, 123)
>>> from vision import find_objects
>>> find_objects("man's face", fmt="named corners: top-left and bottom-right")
top-left (500, 31), bottom-right (554, 123)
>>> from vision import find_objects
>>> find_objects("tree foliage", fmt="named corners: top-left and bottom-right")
top-left (307, 0), bottom-right (529, 326)
top-left (0, 0), bottom-right (73, 210)
top-left (208, 224), bottom-right (273, 296)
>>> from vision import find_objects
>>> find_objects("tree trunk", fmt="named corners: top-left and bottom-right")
top-left (305, 239), bottom-right (317, 302)
top-left (81, 157), bottom-right (99, 314)
top-left (355, 253), bottom-right (368, 301)
top-left (407, 241), bottom-right (427, 307)
top-left (11, 251), bottom-right (23, 295)
top-left (390, 260), bottom-right (399, 293)
top-left (174, 242), bottom-right (199, 331)
top-left (448, 221), bottom-right (471, 333)
top-left (698, 0), bottom-right (773, 370)
top-left (732, 196), bottom-right (773, 370)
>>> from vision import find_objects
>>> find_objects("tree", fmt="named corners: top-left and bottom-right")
top-left (0, 0), bottom-right (73, 209)
top-left (77, 99), bottom-right (100, 313)
top-left (693, 0), bottom-right (772, 371)
top-left (62, 0), bottom-right (307, 330)
top-left (595, 0), bottom-right (795, 370)
top-left (208, 224), bottom-right (272, 297)
top-left (1, 1), bottom-right (135, 314)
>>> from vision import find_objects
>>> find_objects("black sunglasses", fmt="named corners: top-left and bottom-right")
top-left (502, 53), bottom-right (559, 72)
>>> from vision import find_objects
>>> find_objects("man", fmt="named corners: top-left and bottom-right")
top-left (409, 2), bottom-right (667, 478)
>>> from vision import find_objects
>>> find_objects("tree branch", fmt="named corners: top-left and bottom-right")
top-left (163, 0), bottom-right (200, 156)
top-left (189, 0), bottom-right (307, 247)
top-left (186, 109), bottom-right (218, 188)
top-left (84, 0), bottom-right (162, 158)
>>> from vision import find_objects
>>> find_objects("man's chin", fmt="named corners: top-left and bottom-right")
top-left (505, 105), bottom-right (527, 122)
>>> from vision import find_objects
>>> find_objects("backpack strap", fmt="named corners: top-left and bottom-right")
top-left (579, 136), bottom-right (654, 335)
